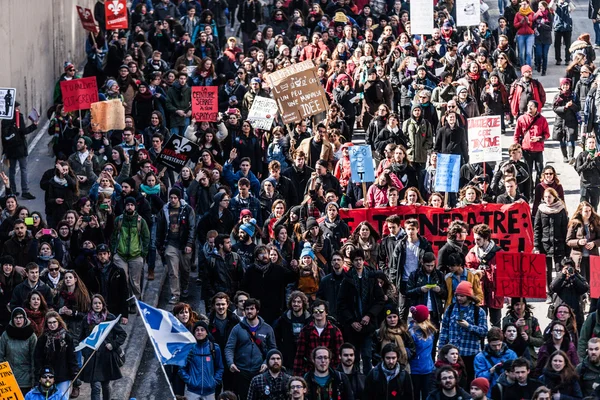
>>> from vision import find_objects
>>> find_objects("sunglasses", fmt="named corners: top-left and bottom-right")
top-left (41, 374), bottom-right (54, 379)
top-left (48, 268), bottom-right (59, 272)
top-left (313, 309), bottom-right (325, 314)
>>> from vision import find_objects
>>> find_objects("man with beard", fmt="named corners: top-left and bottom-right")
top-left (105, 31), bottom-right (128, 78)
top-left (319, 202), bottom-right (350, 251)
top-left (273, 291), bottom-right (311, 371)
top-left (247, 349), bottom-right (292, 400)
top-left (576, 338), bottom-right (600, 396)
top-left (437, 220), bottom-right (469, 274)
top-left (474, 328), bottom-right (517, 395)
top-left (426, 366), bottom-right (471, 400)
top-left (304, 347), bottom-right (354, 400)
top-left (282, 151), bottom-right (315, 203)
top-left (225, 298), bottom-right (276, 400)
top-left (10, 261), bottom-right (53, 310)
top-left (207, 235), bottom-right (244, 299)
top-left (241, 246), bottom-right (297, 324)
top-left (364, 344), bottom-right (413, 399)
top-left (67, 136), bottom-right (97, 196)
top-left (509, 66), bottom-right (547, 118)
top-left (316, 252), bottom-right (345, 319)
top-left (208, 293), bottom-right (240, 392)
top-left (297, 126), bottom-right (334, 170)
top-left (166, 72), bottom-right (192, 136)
top-left (336, 343), bottom-right (365, 399)
top-left (470, 377), bottom-right (490, 400)
top-left (2, 219), bottom-right (37, 271)
top-left (492, 34), bottom-right (519, 66)
top-left (110, 197), bottom-right (150, 313)
top-left (438, 281), bottom-right (488, 383)
top-left (232, 214), bottom-right (256, 263)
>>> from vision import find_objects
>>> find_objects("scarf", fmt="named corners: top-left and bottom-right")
top-left (588, 148), bottom-right (597, 157)
top-left (15, 111), bottom-right (20, 129)
top-left (87, 310), bottom-right (108, 325)
top-left (519, 6), bottom-right (533, 16)
top-left (141, 184), bottom-right (161, 195)
top-left (380, 326), bottom-right (409, 368)
top-left (538, 200), bottom-right (565, 215)
top-left (78, 150), bottom-right (89, 165)
top-left (381, 363), bottom-right (401, 381)
top-left (48, 273), bottom-right (61, 287)
top-left (45, 327), bottom-right (68, 353)
top-left (447, 238), bottom-right (464, 252)
top-left (468, 71), bottom-right (480, 81)
top-left (475, 240), bottom-right (496, 266)
top-left (53, 176), bottom-right (68, 186)
top-left (554, 90), bottom-right (573, 107)
top-left (99, 186), bottom-right (114, 196)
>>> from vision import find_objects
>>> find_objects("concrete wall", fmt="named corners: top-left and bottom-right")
top-left (0, 0), bottom-right (96, 117)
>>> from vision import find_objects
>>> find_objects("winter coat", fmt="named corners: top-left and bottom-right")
top-left (403, 117), bottom-right (433, 164)
top-left (179, 340), bottom-right (224, 396)
top-left (432, 84), bottom-right (457, 120)
top-left (549, 272), bottom-right (589, 323)
top-left (533, 181), bottom-right (565, 216)
top-left (539, 369), bottom-right (583, 399)
top-left (502, 312), bottom-right (545, 364)
top-left (534, 204), bottom-right (568, 256)
top-left (365, 116), bottom-right (388, 148)
top-left (371, 327), bottom-right (416, 367)
top-left (474, 343), bottom-right (518, 396)
top-left (79, 313), bottom-right (127, 382)
top-left (1, 113), bottom-right (37, 159)
top-left (406, 268), bottom-right (447, 317)
top-left (575, 151), bottom-right (600, 188)
top-left (553, 92), bottom-right (580, 142)
top-left (534, 11), bottom-right (554, 45)
top-left (514, 11), bottom-right (535, 36)
top-left (364, 363), bottom-right (413, 400)
top-left (513, 112), bottom-right (550, 152)
top-left (374, 127), bottom-right (408, 157)
top-left (0, 319), bottom-right (36, 388)
top-left (465, 244), bottom-right (504, 309)
top-left (305, 368), bottom-right (355, 400)
top-left (109, 211), bottom-right (150, 260)
top-left (535, 341), bottom-right (580, 378)
top-left (34, 329), bottom-right (78, 383)
top-left (225, 316), bottom-right (276, 372)
top-left (576, 355), bottom-right (600, 397)
top-left (273, 310), bottom-right (311, 370)
top-left (482, 83), bottom-right (510, 116)
top-left (296, 137), bottom-right (334, 169)
top-left (156, 200), bottom-right (195, 251)
top-left (434, 122), bottom-right (469, 164)
top-left (230, 133), bottom-right (263, 176)
top-left (389, 235), bottom-right (434, 289)
top-left (316, 272), bottom-right (346, 320)
top-left (553, 1), bottom-right (574, 32)
top-left (337, 270), bottom-right (385, 333)
top-left (165, 82), bottom-right (192, 127)
top-left (566, 220), bottom-right (600, 266)
top-left (24, 386), bottom-right (62, 400)
top-left (84, 261), bottom-right (130, 320)
top-left (509, 78), bottom-right (547, 117)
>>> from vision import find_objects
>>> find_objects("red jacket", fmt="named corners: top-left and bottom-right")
top-left (299, 43), bottom-right (322, 61)
top-left (514, 12), bottom-right (535, 36)
top-left (513, 112), bottom-right (550, 152)
top-left (509, 78), bottom-right (546, 117)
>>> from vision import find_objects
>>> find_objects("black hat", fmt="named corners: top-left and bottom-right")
top-left (122, 177), bottom-right (136, 189)
top-left (135, 33), bottom-right (146, 42)
top-left (225, 71), bottom-right (235, 81)
top-left (96, 243), bottom-right (110, 253)
top-left (266, 348), bottom-right (283, 362)
top-left (169, 187), bottom-right (182, 199)
top-left (118, 31), bottom-right (127, 39)
top-left (383, 304), bottom-right (400, 318)
top-left (306, 217), bottom-right (318, 230)
top-left (124, 197), bottom-right (137, 207)
top-left (193, 320), bottom-right (209, 332)
top-left (11, 307), bottom-right (26, 322)
top-left (39, 366), bottom-right (55, 377)
top-left (368, 68), bottom-right (377, 75)
top-left (0, 255), bottom-right (14, 266)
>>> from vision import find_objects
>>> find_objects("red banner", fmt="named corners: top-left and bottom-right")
top-left (76, 5), bottom-right (98, 33)
top-left (192, 86), bottom-right (218, 122)
top-left (105, 0), bottom-right (128, 30)
top-left (495, 252), bottom-right (546, 299)
top-left (60, 77), bottom-right (99, 112)
top-left (591, 256), bottom-right (600, 298)
top-left (338, 202), bottom-right (534, 255)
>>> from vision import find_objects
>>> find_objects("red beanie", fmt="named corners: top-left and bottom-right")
top-left (410, 305), bottom-right (429, 323)
top-left (455, 281), bottom-right (475, 298)
top-left (471, 377), bottom-right (490, 393)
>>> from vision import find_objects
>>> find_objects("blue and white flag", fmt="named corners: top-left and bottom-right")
top-left (75, 315), bottom-right (121, 352)
top-left (137, 300), bottom-right (196, 366)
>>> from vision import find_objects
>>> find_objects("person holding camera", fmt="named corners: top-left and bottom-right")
top-left (549, 258), bottom-right (589, 330)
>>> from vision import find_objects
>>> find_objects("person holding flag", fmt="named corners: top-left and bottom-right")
top-left (79, 294), bottom-right (127, 400)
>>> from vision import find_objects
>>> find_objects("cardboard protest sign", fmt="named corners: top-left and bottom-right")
top-left (456, 0), bottom-right (481, 26)
top-left (191, 86), bottom-right (218, 122)
top-left (435, 153), bottom-right (461, 193)
top-left (105, 0), bottom-right (128, 30)
top-left (495, 253), bottom-right (546, 299)
top-left (591, 256), bottom-right (600, 298)
top-left (60, 77), bottom-right (99, 112)
top-left (90, 100), bottom-right (125, 132)
top-left (0, 88), bottom-right (16, 120)
top-left (349, 146), bottom-right (375, 183)
top-left (157, 135), bottom-right (200, 172)
top-left (410, 1), bottom-right (434, 34)
top-left (76, 5), bottom-right (99, 33)
top-left (468, 116), bottom-right (502, 163)
top-left (0, 361), bottom-right (24, 399)
top-left (268, 62), bottom-right (329, 124)
top-left (339, 202), bottom-right (534, 255)
top-left (248, 96), bottom-right (278, 130)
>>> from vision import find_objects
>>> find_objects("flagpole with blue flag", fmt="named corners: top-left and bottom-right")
top-left (136, 299), bottom-right (196, 400)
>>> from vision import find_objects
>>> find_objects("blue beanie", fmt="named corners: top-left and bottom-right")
top-left (240, 218), bottom-right (256, 237)
top-left (300, 242), bottom-right (315, 260)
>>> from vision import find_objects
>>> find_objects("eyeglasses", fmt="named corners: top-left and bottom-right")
top-left (48, 268), bottom-right (59, 272)
top-left (104, 167), bottom-right (113, 172)
top-left (313, 309), bottom-right (325, 314)
top-left (290, 385), bottom-right (305, 389)
top-left (33, 215), bottom-right (40, 220)
top-left (544, 172), bottom-right (554, 176)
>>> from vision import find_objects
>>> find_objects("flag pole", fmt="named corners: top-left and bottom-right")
top-left (60, 349), bottom-right (97, 400)
top-left (135, 299), bottom-right (178, 400)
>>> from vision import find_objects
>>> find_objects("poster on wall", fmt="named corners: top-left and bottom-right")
top-left (0, 88), bottom-right (16, 120)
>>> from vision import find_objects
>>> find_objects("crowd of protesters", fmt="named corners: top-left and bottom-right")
top-left (6, 0), bottom-right (600, 399)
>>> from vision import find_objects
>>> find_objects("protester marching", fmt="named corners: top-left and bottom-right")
top-left (5, 0), bottom-right (600, 399)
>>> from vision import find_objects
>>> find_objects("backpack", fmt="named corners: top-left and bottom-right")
top-left (446, 302), bottom-right (481, 326)
top-left (115, 215), bottom-right (143, 250)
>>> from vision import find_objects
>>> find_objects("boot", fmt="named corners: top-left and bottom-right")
top-left (536, 64), bottom-right (541, 72)
top-left (148, 270), bottom-right (155, 281)
top-left (568, 145), bottom-right (576, 164)
top-left (542, 70), bottom-right (547, 76)
top-left (561, 146), bottom-right (569, 162)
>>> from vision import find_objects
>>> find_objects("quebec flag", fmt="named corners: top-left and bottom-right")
top-left (137, 300), bottom-right (196, 366)
top-left (75, 315), bottom-right (121, 352)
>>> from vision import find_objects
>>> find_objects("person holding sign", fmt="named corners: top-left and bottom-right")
top-left (435, 111), bottom-right (469, 165)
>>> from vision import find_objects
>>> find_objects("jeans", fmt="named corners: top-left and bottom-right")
top-left (497, 0), bottom-right (507, 13)
top-left (594, 21), bottom-right (600, 46)
top-left (170, 120), bottom-right (189, 137)
top-left (91, 381), bottom-right (111, 400)
top-left (555, 30), bottom-right (572, 62)
top-left (581, 186), bottom-right (600, 210)
top-left (523, 150), bottom-right (544, 197)
top-left (412, 373), bottom-right (434, 400)
top-left (8, 156), bottom-right (28, 193)
top-left (534, 42), bottom-right (551, 71)
top-left (517, 34), bottom-right (535, 67)
top-left (345, 327), bottom-right (374, 374)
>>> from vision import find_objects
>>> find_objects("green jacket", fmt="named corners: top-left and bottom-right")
top-left (0, 320), bottom-right (37, 388)
top-left (403, 117), bottom-right (433, 164)
top-left (579, 311), bottom-right (600, 359)
top-left (110, 212), bottom-right (150, 260)
top-left (165, 82), bottom-right (191, 127)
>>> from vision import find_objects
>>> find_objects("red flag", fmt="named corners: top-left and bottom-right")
top-left (105, 0), bottom-right (128, 30)
top-left (76, 5), bottom-right (99, 33)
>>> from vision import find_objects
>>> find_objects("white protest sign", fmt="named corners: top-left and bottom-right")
top-left (468, 116), bottom-right (503, 163)
top-left (248, 96), bottom-right (278, 130)
top-left (410, 2), bottom-right (434, 34)
top-left (456, 0), bottom-right (481, 26)
top-left (0, 88), bottom-right (17, 120)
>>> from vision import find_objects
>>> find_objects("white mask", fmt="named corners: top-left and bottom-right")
top-left (505, 330), bottom-right (517, 341)
top-left (553, 331), bottom-right (564, 340)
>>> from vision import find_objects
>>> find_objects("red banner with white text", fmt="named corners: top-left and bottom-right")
top-left (105, 0), bottom-right (128, 30)
top-left (338, 203), bottom-right (534, 255)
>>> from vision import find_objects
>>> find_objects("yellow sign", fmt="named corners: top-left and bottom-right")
top-left (0, 362), bottom-right (24, 399)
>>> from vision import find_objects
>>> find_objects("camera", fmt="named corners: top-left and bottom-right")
top-left (567, 267), bottom-right (574, 275)
top-left (82, 216), bottom-right (91, 223)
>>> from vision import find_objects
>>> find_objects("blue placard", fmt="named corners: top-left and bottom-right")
top-left (349, 145), bottom-right (375, 183)
top-left (435, 153), bottom-right (461, 193)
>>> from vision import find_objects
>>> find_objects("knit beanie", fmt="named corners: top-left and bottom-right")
top-left (124, 196), bottom-right (137, 206)
top-left (300, 243), bottom-right (315, 260)
top-left (240, 219), bottom-right (257, 237)
top-left (266, 349), bottom-right (283, 362)
top-left (169, 187), bottom-right (182, 199)
top-left (306, 217), bottom-right (318, 230)
top-left (11, 307), bottom-right (26, 323)
top-left (193, 320), bottom-right (209, 332)
top-left (471, 377), bottom-right (490, 393)
top-left (384, 304), bottom-right (400, 318)
top-left (82, 136), bottom-right (93, 149)
top-left (122, 177), bottom-right (136, 189)
top-left (455, 281), bottom-right (476, 301)
top-left (410, 305), bottom-right (429, 323)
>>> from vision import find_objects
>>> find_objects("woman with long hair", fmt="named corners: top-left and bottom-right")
top-left (24, 291), bottom-right (49, 337)
top-left (538, 350), bottom-right (583, 398)
top-left (371, 305), bottom-right (416, 370)
top-left (457, 185), bottom-right (482, 206)
top-left (514, 0), bottom-right (536, 67)
top-left (534, 320), bottom-right (579, 378)
top-left (402, 187), bottom-right (426, 206)
top-left (533, 165), bottom-right (565, 216)
top-left (546, 302), bottom-right (579, 344)
top-left (409, 305), bottom-right (437, 400)
top-left (56, 270), bottom-right (90, 345)
top-left (534, 187), bottom-right (568, 290)
top-left (167, 302), bottom-right (201, 396)
top-left (435, 344), bottom-right (468, 389)
top-left (79, 294), bottom-right (127, 400)
top-left (349, 221), bottom-right (380, 269)
top-left (46, 161), bottom-right (79, 229)
top-left (34, 311), bottom-right (78, 398)
top-left (0, 307), bottom-right (37, 394)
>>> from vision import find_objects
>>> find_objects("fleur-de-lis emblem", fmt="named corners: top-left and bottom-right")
top-left (82, 8), bottom-right (91, 19)
top-left (108, 0), bottom-right (124, 16)
top-left (172, 138), bottom-right (192, 154)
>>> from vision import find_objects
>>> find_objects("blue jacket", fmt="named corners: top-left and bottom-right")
top-left (474, 343), bottom-right (518, 396)
top-left (179, 340), bottom-right (224, 396)
top-left (553, 1), bottom-right (574, 32)
top-left (223, 161), bottom-right (261, 197)
top-left (225, 317), bottom-right (276, 372)
top-left (409, 322), bottom-right (436, 375)
top-left (25, 386), bottom-right (62, 400)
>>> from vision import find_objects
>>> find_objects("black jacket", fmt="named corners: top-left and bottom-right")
top-left (319, 217), bottom-right (350, 251)
top-left (389, 235), bottom-right (433, 289)
top-left (45, 174), bottom-right (78, 227)
top-left (534, 206), bottom-right (568, 256)
top-left (364, 363), bottom-right (413, 400)
top-left (1, 114), bottom-right (37, 159)
top-left (550, 272), bottom-right (589, 318)
top-left (79, 313), bottom-right (127, 382)
top-left (575, 151), bottom-right (600, 188)
top-left (434, 122), bottom-right (469, 164)
top-left (208, 311), bottom-right (240, 367)
top-left (304, 368), bottom-right (354, 400)
top-left (282, 165), bottom-right (315, 198)
top-left (273, 310), bottom-right (312, 369)
top-left (10, 280), bottom-right (53, 310)
top-left (426, 387), bottom-right (472, 400)
top-left (378, 233), bottom-right (405, 271)
top-left (337, 269), bottom-right (385, 333)
top-left (336, 366), bottom-right (365, 400)
top-left (84, 260), bottom-right (130, 320)
top-left (206, 251), bottom-right (245, 299)
top-left (156, 200), bottom-right (195, 251)
top-left (316, 272), bottom-right (346, 319)
top-left (34, 329), bottom-right (79, 382)
top-left (437, 241), bottom-right (469, 274)
top-left (406, 268), bottom-right (447, 316)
